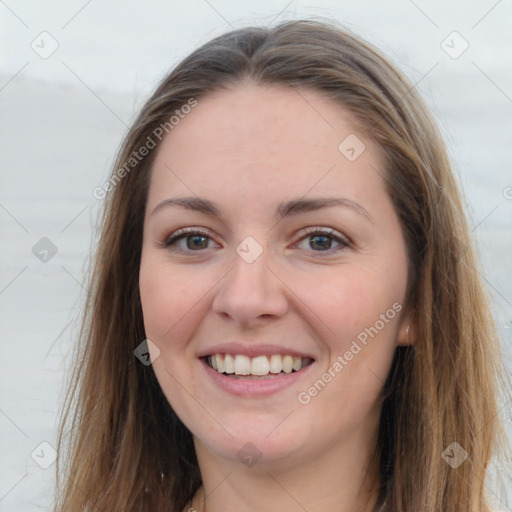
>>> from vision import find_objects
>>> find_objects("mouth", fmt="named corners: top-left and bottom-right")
top-left (203, 353), bottom-right (314, 379)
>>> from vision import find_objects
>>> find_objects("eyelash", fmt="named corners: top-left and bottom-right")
top-left (162, 227), bottom-right (351, 255)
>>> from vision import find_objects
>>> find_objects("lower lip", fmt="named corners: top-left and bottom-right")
top-left (201, 359), bottom-right (313, 397)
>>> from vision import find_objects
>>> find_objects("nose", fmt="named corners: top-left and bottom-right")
top-left (211, 246), bottom-right (289, 326)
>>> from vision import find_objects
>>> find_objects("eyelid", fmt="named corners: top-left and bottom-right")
top-left (300, 226), bottom-right (349, 241)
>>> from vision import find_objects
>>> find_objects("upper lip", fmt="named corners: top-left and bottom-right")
top-left (197, 341), bottom-right (316, 360)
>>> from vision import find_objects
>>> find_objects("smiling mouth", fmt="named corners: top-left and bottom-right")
top-left (204, 353), bottom-right (314, 378)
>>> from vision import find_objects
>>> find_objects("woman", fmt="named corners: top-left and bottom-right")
top-left (55, 19), bottom-right (510, 512)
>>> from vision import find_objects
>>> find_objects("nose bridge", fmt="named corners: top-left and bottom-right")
top-left (212, 237), bottom-right (288, 322)
top-left (228, 239), bottom-right (272, 300)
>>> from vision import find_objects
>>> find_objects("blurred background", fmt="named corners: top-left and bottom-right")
top-left (0, 1), bottom-right (511, 510)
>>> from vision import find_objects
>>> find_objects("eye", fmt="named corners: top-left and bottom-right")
top-left (163, 228), bottom-right (220, 253)
top-left (293, 227), bottom-right (350, 253)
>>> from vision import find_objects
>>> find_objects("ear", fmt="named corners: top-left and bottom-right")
top-left (396, 310), bottom-right (416, 346)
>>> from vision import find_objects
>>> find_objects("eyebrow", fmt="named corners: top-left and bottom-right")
top-left (150, 196), bottom-right (373, 222)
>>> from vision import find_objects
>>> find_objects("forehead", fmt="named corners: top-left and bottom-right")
top-left (148, 83), bottom-right (385, 207)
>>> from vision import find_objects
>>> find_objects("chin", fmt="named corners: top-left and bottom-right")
top-left (192, 416), bottom-right (311, 469)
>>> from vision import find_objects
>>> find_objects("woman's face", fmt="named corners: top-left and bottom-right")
top-left (139, 84), bottom-right (411, 469)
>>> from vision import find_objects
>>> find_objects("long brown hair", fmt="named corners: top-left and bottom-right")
top-left (55, 19), bottom-right (510, 512)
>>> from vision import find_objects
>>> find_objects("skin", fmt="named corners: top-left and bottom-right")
top-left (139, 83), bottom-right (413, 512)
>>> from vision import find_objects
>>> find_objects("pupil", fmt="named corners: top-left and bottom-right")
top-left (310, 235), bottom-right (331, 250)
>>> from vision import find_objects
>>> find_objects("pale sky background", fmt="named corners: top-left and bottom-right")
top-left (1, 1), bottom-right (511, 510)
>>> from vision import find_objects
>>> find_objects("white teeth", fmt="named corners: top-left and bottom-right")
top-left (269, 354), bottom-right (282, 374)
top-left (207, 353), bottom-right (311, 376)
top-left (214, 354), bottom-right (224, 373)
top-left (251, 355), bottom-right (270, 376)
top-left (282, 355), bottom-right (293, 373)
top-left (224, 353), bottom-right (235, 374)
top-left (234, 354), bottom-right (251, 375)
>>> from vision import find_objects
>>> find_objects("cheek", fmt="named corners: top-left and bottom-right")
top-left (292, 265), bottom-right (401, 343)
top-left (289, 262), bottom-right (404, 404)
top-left (297, 269), bottom-right (401, 416)
top-left (139, 253), bottom-right (204, 344)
